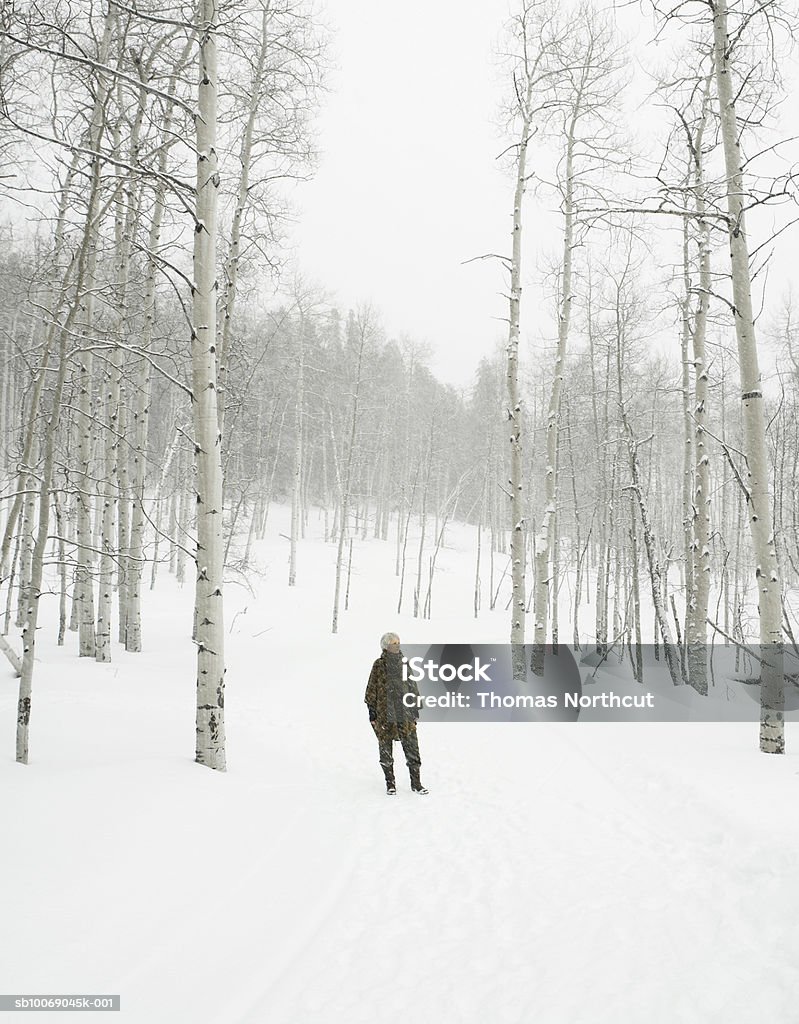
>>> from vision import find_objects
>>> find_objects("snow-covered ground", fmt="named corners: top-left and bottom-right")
top-left (2, 506), bottom-right (798, 1023)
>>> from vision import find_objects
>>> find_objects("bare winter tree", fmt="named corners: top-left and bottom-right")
top-left (192, 0), bottom-right (226, 770)
top-left (709, 0), bottom-right (785, 752)
top-left (530, 3), bottom-right (626, 668)
top-left (496, 0), bottom-right (572, 676)
top-left (646, 0), bottom-right (794, 752)
top-left (331, 305), bottom-right (376, 633)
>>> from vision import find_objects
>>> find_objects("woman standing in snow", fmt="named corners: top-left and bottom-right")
top-left (365, 632), bottom-right (428, 795)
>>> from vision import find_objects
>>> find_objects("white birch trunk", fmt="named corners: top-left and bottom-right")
top-left (193, 0), bottom-right (226, 770)
top-left (0, 152), bottom-right (77, 578)
top-left (414, 427), bottom-right (434, 618)
top-left (176, 443), bottom-right (191, 586)
top-left (289, 321), bottom-right (303, 586)
top-left (507, 80), bottom-right (534, 673)
top-left (113, 76), bottom-right (145, 647)
top-left (629, 489), bottom-right (643, 683)
top-left (686, 78), bottom-right (713, 695)
top-left (75, 11), bottom-right (115, 659)
top-left (95, 357), bottom-right (118, 664)
top-left (125, 39), bottom-right (191, 651)
top-left (712, 0), bottom-right (783, 752)
top-left (15, 465), bottom-right (36, 629)
top-left (16, 182), bottom-right (95, 759)
top-left (331, 326), bottom-right (367, 633)
top-left (680, 213), bottom-right (695, 636)
top-left (533, 107), bottom-right (577, 662)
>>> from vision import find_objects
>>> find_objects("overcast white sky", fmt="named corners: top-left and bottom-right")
top-left (290, 0), bottom-right (518, 388)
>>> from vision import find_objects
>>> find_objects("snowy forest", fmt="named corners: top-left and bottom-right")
top-left (1, 0), bottom-right (798, 773)
top-left (3, 2), bottom-right (799, 1021)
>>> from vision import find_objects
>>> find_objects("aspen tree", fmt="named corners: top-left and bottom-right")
top-left (414, 419), bottom-right (436, 619)
top-left (680, 209), bottom-right (695, 638)
top-left (711, 0), bottom-right (784, 752)
top-left (0, 155), bottom-right (79, 578)
top-left (331, 307), bottom-right (372, 633)
top-left (289, 314), bottom-right (303, 587)
top-left (124, 37), bottom-right (192, 652)
top-left (17, 317), bottom-right (71, 762)
top-left (193, 0), bottom-right (226, 770)
top-left (685, 75), bottom-right (713, 696)
top-left (16, 157), bottom-right (104, 760)
top-left (97, 96), bottom-right (144, 663)
top-left (500, 0), bottom-right (568, 673)
top-left (112, 61), bottom-right (150, 647)
top-left (532, 5), bottom-right (624, 667)
top-left (75, 8), bottom-right (116, 661)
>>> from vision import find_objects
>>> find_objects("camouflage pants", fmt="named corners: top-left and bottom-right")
top-left (372, 720), bottom-right (421, 774)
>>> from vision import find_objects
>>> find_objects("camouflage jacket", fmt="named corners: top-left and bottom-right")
top-left (364, 650), bottom-right (421, 734)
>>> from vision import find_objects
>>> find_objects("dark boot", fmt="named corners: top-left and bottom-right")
top-left (409, 767), bottom-right (428, 795)
top-left (382, 764), bottom-right (396, 795)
